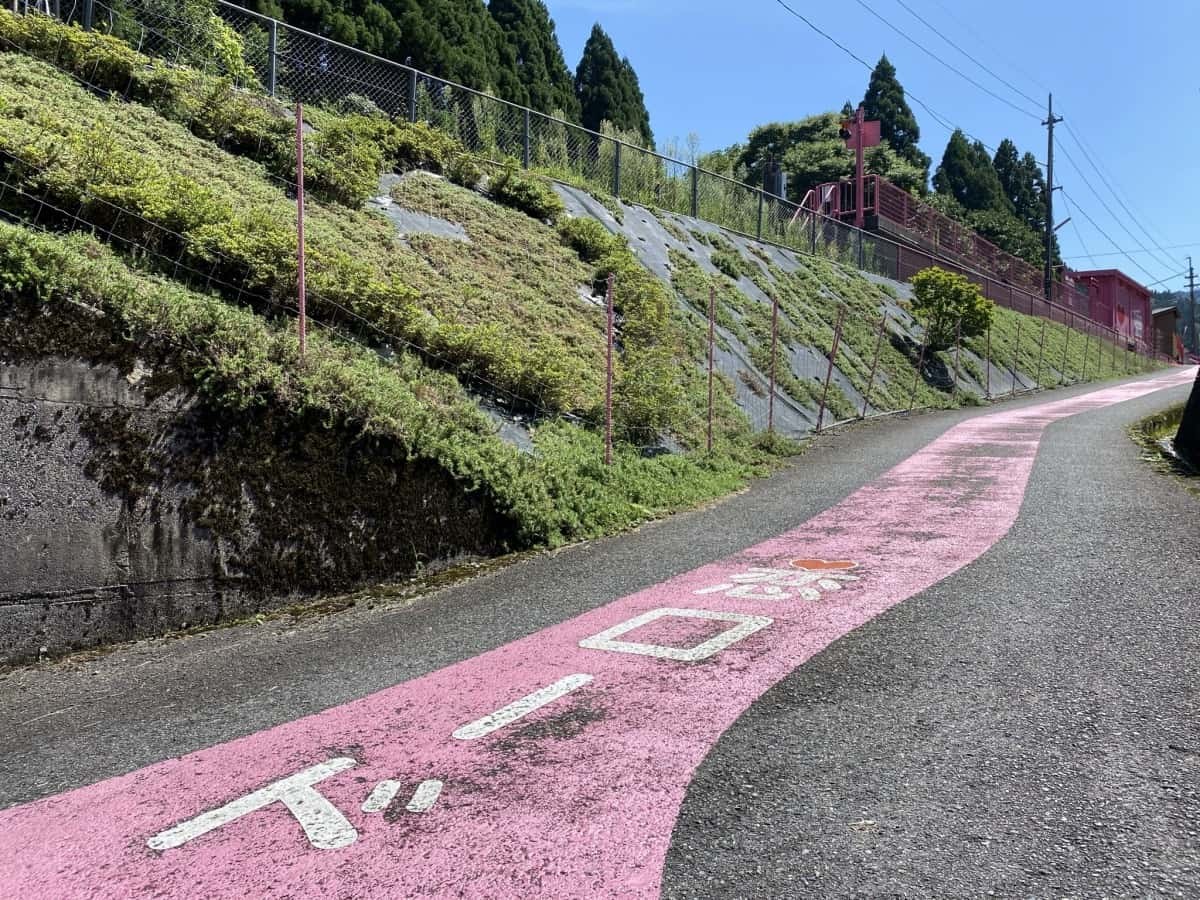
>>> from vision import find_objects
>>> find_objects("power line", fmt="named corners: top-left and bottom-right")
top-left (846, 0), bottom-right (1042, 120)
top-left (1064, 241), bottom-right (1200, 260)
top-left (926, 0), bottom-right (1050, 95)
top-left (1061, 189), bottom-right (1163, 285)
top-left (1060, 120), bottom-right (1181, 266)
top-left (903, 2), bottom-right (1187, 279)
top-left (1142, 270), bottom-right (1189, 289)
top-left (1055, 139), bottom-right (1178, 276)
top-left (1058, 190), bottom-right (1092, 264)
top-left (902, 0), bottom-right (1186, 281)
top-left (769, 0), bottom-right (1018, 155)
top-left (885, 0), bottom-right (1043, 111)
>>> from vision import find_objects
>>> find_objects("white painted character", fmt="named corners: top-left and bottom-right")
top-left (694, 559), bottom-right (859, 602)
top-left (147, 757), bottom-right (360, 852)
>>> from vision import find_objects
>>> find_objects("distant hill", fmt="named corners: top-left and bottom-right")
top-left (1152, 289), bottom-right (1186, 311)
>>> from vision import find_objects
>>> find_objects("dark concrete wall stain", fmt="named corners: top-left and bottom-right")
top-left (0, 357), bottom-right (508, 665)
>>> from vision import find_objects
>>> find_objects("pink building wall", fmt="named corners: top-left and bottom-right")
top-left (1076, 270), bottom-right (1152, 344)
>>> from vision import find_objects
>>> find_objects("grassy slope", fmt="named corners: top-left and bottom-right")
top-left (0, 52), bottom-right (782, 548)
top-left (0, 23), bottom-right (1164, 559)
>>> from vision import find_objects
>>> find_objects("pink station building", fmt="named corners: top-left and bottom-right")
top-left (1072, 269), bottom-right (1152, 347)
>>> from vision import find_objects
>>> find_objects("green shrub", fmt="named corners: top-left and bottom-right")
top-left (109, 0), bottom-right (257, 85)
top-left (711, 249), bottom-right (745, 280)
top-left (910, 266), bottom-right (993, 351)
top-left (558, 217), bottom-right (622, 263)
top-left (306, 115), bottom-right (386, 206)
top-left (380, 120), bottom-right (462, 174)
top-left (0, 11), bottom-right (474, 209)
top-left (447, 153), bottom-right (483, 190)
top-left (489, 164), bottom-right (565, 223)
top-left (336, 93), bottom-right (387, 119)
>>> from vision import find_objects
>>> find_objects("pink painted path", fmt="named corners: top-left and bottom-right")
top-left (2, 371), bottom-right (1194, 899)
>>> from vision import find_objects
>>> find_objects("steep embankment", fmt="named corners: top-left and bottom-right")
top-left (0, 12), bottom-right (1159, 661)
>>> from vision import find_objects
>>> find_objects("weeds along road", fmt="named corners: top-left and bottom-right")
top-left (1, 369), bottom-right (1197, 899)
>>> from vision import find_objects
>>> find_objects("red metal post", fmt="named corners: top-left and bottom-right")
top-left (985, 324), bottom-right (991, 399)
top-left (768, 293), bottom-right (779, 433)
top-left (1061, 327), bottom-right (1070, 385)
top-left (854, 106), bottom-right (865, 229)
top-left (707, 285), bottom-right (715, 454)
top-left (816, 306), bottom-right (846, 432)
top-left (1010, 317), bottom-right (1022, 398)
top-left (861, 315), bottom-right (886, 418)
top-left (605, 273), bottom-right (615, 466)
top-left (1035, 319), bottom-right (1046, 388)
top-left (908, 332), bottom-right (928, 412)
top-left (1111, 332), bottom-right (1118, 374)
top-left (295, 102), bottom-right (307, 357)
top-left (953, 317), bottom-right (962, 388)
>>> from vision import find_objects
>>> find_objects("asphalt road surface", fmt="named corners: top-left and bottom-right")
top-left (1, 369), bottom-right (1196, 899)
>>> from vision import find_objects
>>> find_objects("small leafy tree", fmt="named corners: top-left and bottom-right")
top-left (910, 266), bottom-right (993, 351)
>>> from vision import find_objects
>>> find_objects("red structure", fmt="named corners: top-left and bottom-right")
top-left (1074, 269), bottom-right (1151, 346)
top-left (839, 107), bottom-right (881, 229)
top-left (810, 173), bottom-right (1156, 352)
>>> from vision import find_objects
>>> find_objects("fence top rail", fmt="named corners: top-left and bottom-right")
top-left (215, 1), bottom-right (693, 166)
top-left (121, 3), bottom-right (1145, 355)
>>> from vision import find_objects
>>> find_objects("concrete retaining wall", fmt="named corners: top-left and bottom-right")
top-left (0, 356), bottom-right (507, 665)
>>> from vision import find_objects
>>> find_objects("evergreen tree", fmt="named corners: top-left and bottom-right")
top-left (574, 24), bottom-right (653, 146)
top-left (263, 1), bottom-right (526, 104)
top-left (619, 56), bottom-right (653, 146)
top-left (993, 139), bottom-right (1044, 232)
top-left (489, 0), bottom-right (580, 119)
top-left (1018, 151), bottom-right (1048, 232)
top-left (933, 130), bottom-right (1009, 213)
top-left (861, 54), bottom-right (930, 183)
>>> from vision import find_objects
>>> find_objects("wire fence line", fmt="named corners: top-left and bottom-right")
top-left (162, 0), bottom-right (1160, 358)
top-left (46, 0), bottom-right (1165, 364)
top-left (2, 0), bottom-right (1165, 456)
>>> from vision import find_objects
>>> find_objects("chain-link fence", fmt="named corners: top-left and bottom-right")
top-left (4, 0), bottom-right (1168, 465)
top-left (48, 0), bottom-right (1168, 366)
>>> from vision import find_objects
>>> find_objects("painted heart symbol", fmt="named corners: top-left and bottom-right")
top-left (790, 558), bottom-right (857, 571)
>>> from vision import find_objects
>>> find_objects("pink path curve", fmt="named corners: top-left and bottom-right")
top-left (2, 372), bottom-right (1193, 899)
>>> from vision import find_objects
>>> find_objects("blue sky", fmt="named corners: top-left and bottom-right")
top-left (544, 0), bottom-right (1200, 292)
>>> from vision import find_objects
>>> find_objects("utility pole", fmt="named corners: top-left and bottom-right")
top-left (1188, 257), bottom-right (1198, 356)
top-left (1043, 94), bottom-right (1063, 302)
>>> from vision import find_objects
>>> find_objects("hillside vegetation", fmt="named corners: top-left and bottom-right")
top-left (0, 11), bottom-right (1161, 569)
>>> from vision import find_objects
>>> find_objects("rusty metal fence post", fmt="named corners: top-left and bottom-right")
top-left (816, 306), bottom-right (846, 433)
top-left (1081, 332), bottom-right (1091, 382)
top-left (953, 317), bottom-right (962, 392)
top-left (908, 330), bottom-right (928, 412)
top-left (604, 273), bottom-right (615, 466)
top-left (295, 103), bottom-right (307, 358)
top-left (1035, 319), bottom-right (1046, 388)
top-left (707, 285), bottom-right (715, 454)
top-left (861, 315), bottom-right (887, 418)
top-left (767, 293), bottom-right (779, 433)
top-left (1061, 328), bottom-right (1070, 385)
top-left (985, 324), bottom-right (992, 399)
top-left (1010, 317), bottom-right (1022, 398)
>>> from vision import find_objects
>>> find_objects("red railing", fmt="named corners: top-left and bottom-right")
top-left (811, 175), bottom-right (1158, 351)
